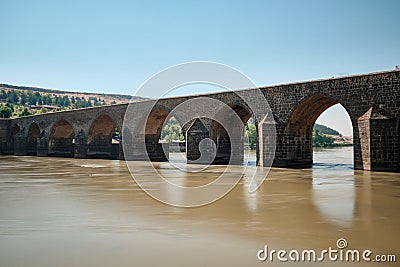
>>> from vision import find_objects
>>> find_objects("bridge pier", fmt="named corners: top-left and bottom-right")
top-left (74, 130), bottom-right (87, 158)
top-left (37, 134), bottom-right (48, 157)
top-left (269, 123), bottom-right (313, 168)
top-left (186, 119), bottom-right (212, 164)
top-left (110, 143), bottom-right (120, 160)
top-left (145, 134), bottom-right (168, 161)
top-left (118, 141), bottom-right (124, 160)
top-left (0, 120), bottom-right (11, 155)
top-left (258, 121), bottom-right (276, 168)
top-left (358, 108), bottom-right (399, 171)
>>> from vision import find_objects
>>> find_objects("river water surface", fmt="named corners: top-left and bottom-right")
top-left (0, 146), bottom-right (399, 266)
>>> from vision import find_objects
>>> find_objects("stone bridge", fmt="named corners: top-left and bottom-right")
top-left (0, 70), bottom-right (399, 171)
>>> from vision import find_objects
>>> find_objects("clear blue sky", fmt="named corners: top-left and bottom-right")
top-left (1, 0), bottom-right (399, 135)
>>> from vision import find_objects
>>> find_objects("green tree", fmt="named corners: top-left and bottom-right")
top-left (43, 94), bottom-right (52, 105)
top-left (6, 103), bottom-right (14, 112)
top-left (20, 92), bottom-right (27, 105)
top-left (0, 90), bottom-right (7, 99)
top-left (18, 107), bottom-right (32, 117)
top-left (313, 123), bottom-right (339, 135)
top-left (27, 92), bottom-right (37, 105)
top-left (7, 90), bottom-right (18, 104)
top-left (245, 122), bottom-right (257, 150)
top-left (0, 105), bottom-right (12, 118)
top-left (312, 131), bottom-right (334, 147)
top-left (160, 117), bottom-right (184, 142)
top-left (38, 107), bottom-right (48, 114)
top-left (63, 96), bottom-right (71, 106)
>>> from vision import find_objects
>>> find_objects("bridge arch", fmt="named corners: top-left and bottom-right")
top-left (283, 94), bottom-right (355, 168)
top-left (87, 114), bottom-right (119, 159)
top-left (27, 122), bottom-right (40, 155)
top-left (209, 103), bottom-right (255, 165)
top-left (144, 105), bottom-right (172, 161)
top-left (48, 119), bottom-right (75, 157)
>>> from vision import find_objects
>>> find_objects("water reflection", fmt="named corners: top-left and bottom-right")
top-left (312, 146), bottom-right (355, 227)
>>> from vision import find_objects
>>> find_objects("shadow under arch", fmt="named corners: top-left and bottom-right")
top-left (209, 103), bottom-right (256, 165)
top-left (10, 123), bottom-right (20, 154)
top-left (48, 119), bottom-right (75, 157)
top-left (27, 122), bottom-right (40, 155)
top-left (285, 94), bottom-right (356, 168)
top-left (87, 114), bottom-right (119, 159)
top-left (144, 104), bottom-right (172, 161)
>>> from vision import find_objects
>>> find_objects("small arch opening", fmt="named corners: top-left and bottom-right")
top-left (209, 104), bottom-right (256, 165)
top-left (87, 114), bottom-right (119, 159)
top-left (160, 116), bottom-right (185, 162)
top-left (48, 119), bottom-right (75, 157)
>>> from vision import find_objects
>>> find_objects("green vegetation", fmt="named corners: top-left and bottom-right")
top-left (245, 122), bottom-right (257, 150)
top-left (0, 105), bottom-right (12, 118)
top-left (312, 130), bottom-right (334, 147)
top-left (312, 123), bottom-right (352, 147)
top-left (160, 117), bottom-right (185, 142)
top-left (313, 123), bottom-right (340, 136)
top-left (0, 89), bottom-right (108, 118)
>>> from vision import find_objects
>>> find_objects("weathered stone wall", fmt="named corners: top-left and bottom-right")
top-left (0, 119), bottom-right (11, 154)
top-left (258, 71), bottom-right (400, 170)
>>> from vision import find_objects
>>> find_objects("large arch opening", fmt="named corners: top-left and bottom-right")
top-left (87, 114), bottom-right (119, 159)
top-left (313, 104), bottom-right (354, 168)
top-left (209, 104), bottom-right (257, 165)
top-left (285, 94), bottom-right (354, 168)
top-left (27, 122), bottom-right (40, 155)
top-left (48, 119), bottom-right (75, 157)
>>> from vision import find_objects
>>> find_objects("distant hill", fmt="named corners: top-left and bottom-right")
top-left (0, 83), bottom-right (147, 105)
top-left (313, 123), bottom-right (340, 136)
top-left (312, 123), bottom-right (352, 147)
top-left (0, 83), bottom-right (149, 118)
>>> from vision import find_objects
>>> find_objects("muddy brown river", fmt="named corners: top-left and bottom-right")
top-left (0, 147), bottom-right (399, 266)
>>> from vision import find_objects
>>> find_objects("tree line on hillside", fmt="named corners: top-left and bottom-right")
top-left (313, 123), bottom-right (340, 136)
top-left (0, 89), bottom-right (110, 118)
